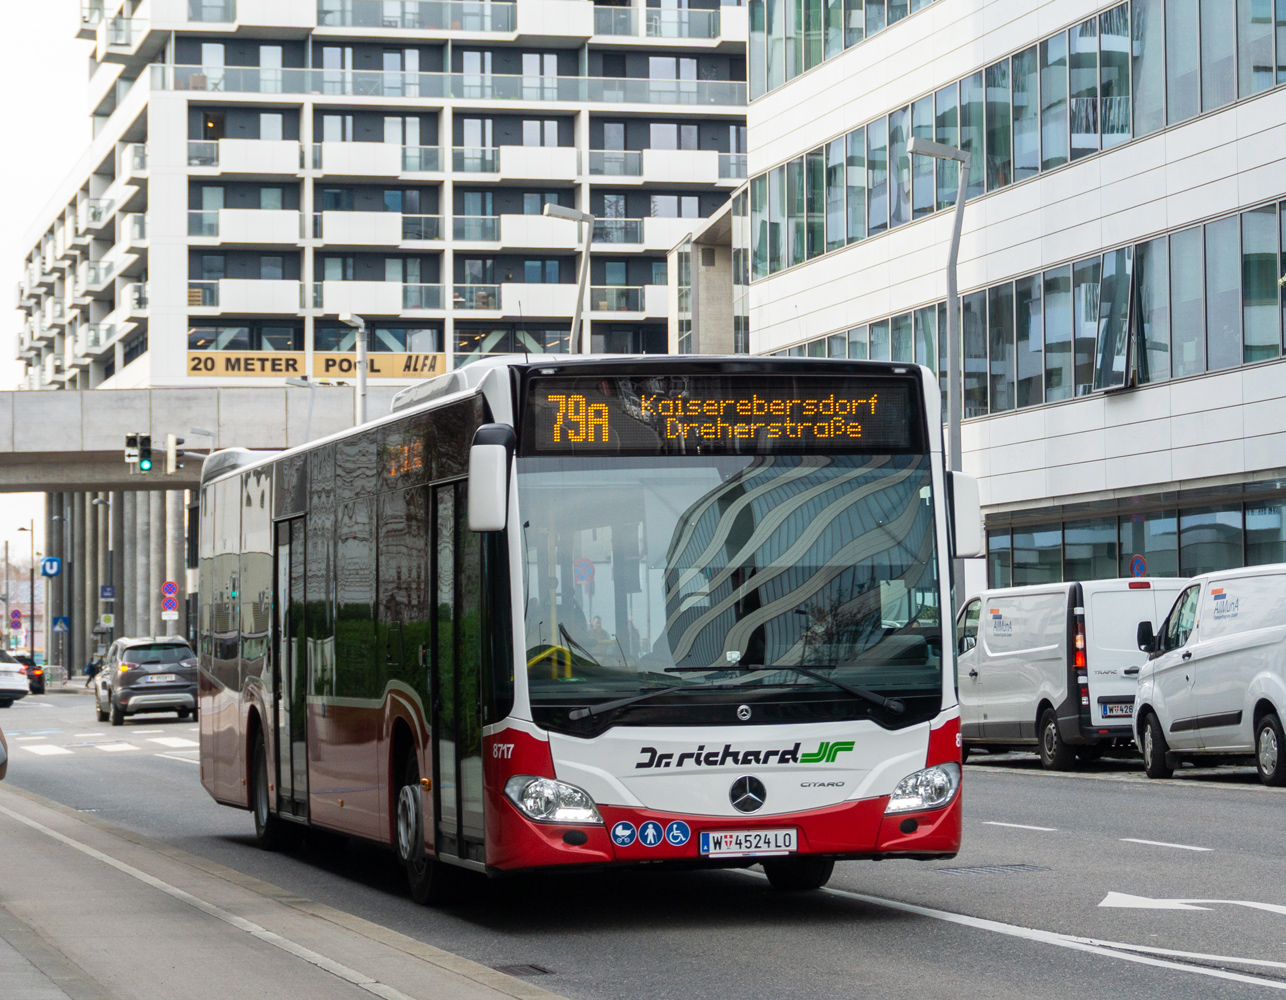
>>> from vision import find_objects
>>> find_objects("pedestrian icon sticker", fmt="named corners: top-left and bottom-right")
top-left (639, 821), bottom-right (663, 847)
top-left (664, 821), bottom-right (690, 846)
top-left (610, 821), bottom-right (637, 847)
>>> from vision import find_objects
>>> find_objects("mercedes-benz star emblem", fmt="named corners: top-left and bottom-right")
top-left (729, 775), bottom-right (767, 813)
top-left (736, 704), bottom-right (752, 721)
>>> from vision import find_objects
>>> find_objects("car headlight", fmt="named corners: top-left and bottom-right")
top-left (884, 763), bottom-right (961, 814)
top-left (504, 775), bottom-right (602, 825)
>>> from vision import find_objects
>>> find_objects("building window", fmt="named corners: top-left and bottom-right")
top-left (1180, 506), bottom-right (1244, 576)
top-left (323, 256), bottom-right (354, 281)
top-left (260, 112), bottom-right (283, 142)
top-left (651, 261), bottom-right (667, 285)
top-left (122, 334), bottom-right (148, 366)
top-left (524, 260), bottom-right (560, 283)
top-left (522, 120), bottom-right (558, 147)
top-left (260, 187), bottom-right (283, 210)
top-left (322, 114), bottom-right (353, 142)
top-left (260, 256), bottom-right (284, 280)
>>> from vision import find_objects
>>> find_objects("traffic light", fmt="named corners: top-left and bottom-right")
top-left (138, 435), bottom-right (153, 472)
top-left (124, 433), bottom-right (139, 465)
top-left (165, 433), bottom-right (186, 475)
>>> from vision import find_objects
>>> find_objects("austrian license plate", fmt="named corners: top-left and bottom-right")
top-left (699, 828), bottom-right (797, 857)
top-left (143, 673), bottom-right (177, 684)
top-left (1102, 702), bottom-right (1134, 718)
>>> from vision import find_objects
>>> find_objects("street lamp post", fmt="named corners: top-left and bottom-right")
top-left (339, 313), bottom-right (368, 424)
top-left (542, 203), bottom-right (596, 355)
top-left (285, 377), bottom-right (319, 442)
top-left (906, 137), bottom-right (972, 598)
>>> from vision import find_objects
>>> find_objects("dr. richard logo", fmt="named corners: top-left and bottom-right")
top-left (634, 740), bottom-right (855, 769)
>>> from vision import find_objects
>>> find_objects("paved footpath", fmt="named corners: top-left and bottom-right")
top-left (0, 781), bottom-right (569, 1000)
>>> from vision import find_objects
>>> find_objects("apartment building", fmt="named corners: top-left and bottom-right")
top-left (729, 0), bottom-right (1286, 592)
top-left (14, 0), bottom-right (748, 392)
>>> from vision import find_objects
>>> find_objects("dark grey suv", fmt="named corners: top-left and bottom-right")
top-left (103, 638), bottom-right (199, 726)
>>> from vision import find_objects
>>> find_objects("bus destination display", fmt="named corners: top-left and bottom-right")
top-left (525, 376), bottom-right (918, 455)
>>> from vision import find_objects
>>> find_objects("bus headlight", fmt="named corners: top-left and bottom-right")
top-left (884, 763), bottom-right (961, 814)
top-left (504, 775), bottom-right (602, 825)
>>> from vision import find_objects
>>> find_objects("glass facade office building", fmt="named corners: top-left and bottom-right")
top-left (745, 0), bottom-right (1286, 593)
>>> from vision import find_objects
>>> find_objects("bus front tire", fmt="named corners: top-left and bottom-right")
top-left (1038, 709), bottom-right (1074, 771)
top-left (1141, 712), bottom-right (1173, 779)
top-left (763, 857), bottom-right (834, 892)
top-left (252, 737), bottom-right (298, 851)
top-left (400, 751), bottom-right (462, 906)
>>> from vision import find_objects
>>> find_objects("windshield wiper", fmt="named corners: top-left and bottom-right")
top-left (665, 664), bottom-right (904, 715)
top-left (567, 679), bottom-right (742, 721)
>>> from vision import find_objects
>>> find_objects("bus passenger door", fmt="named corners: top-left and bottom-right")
top-left (273, 519), bottom-right (309, 819)
top-left (431, 481), bottom-right (486, 863)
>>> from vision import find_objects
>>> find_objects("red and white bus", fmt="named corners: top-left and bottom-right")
top-left (198, 356), bottom-right (980, 900)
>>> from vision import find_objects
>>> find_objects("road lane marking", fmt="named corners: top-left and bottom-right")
top-left (1120, 838), bottom-right (1212, 852)
top-left (148, 737), bottom-right (199, 748)
top-left (22, 745), bottom-right (73, 756)
top-left (982, 822), bottom-right (1057, 832)
top-left (132, 729), bottom-right (165, 734)
top-left (73, 733), bottom-right (101, 737)
top-left (749, 875), bottom-right (1286, 990)
top-left (155, 753), bottom-right (200, 764)
top-left (0, 803), bottom-right (420, 1000)
top-left (93, 743), bottom-right (138, 753)
top-left (1101, 892), bottom-right (1286, 916)
top-left (15, 736), bottom-right (48, 741)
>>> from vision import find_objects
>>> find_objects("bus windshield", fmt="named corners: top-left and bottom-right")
top-left (517, 452), bottom-right (942, 733)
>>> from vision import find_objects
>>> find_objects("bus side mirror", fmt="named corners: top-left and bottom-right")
top-left (1136, 620), bottom-right (1155, 653)
top-left (467, 423), bottom-right (516, 533)
top-left (948, 472), bottom-right (984, 559)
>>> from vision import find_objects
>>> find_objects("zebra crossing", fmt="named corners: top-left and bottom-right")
top-left (7, 725), bottom-right (200, 760)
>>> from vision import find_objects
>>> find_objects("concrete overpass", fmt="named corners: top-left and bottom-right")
top-left (0, 385), bottom-right (401, 492)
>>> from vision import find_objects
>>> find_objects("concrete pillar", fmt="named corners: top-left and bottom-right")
top-left (122, 492), bottom-right (137, 637)
top-left (44, 494), bottom-right (55, 669)
top-left (84, 491), bottom-right (98, 662)
top-left (135, 491), bottom-right (150, 638)
top-left (46, 494), bottom-right (62, 668)
top-left (71, 493), bottom-right (86, 672)
top-left (149, 491), bottom-right (165, 636)
top-left (165, 491), bottom-right (185, 637)
top-left (110, 492), bottom-right (125, 645)
top-left (95, 493), bottom-right (108, 651)
top-left (60, 492), bottom-right (72, 666)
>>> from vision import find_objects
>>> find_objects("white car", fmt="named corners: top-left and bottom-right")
top-left (0, 649), bottom-right (30, 707)
top-left (1133, 564), bottom-right (1286, 785)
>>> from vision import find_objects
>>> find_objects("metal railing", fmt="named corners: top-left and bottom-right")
top-left (453, 216), bottom-right (500, 241)
top-left (84, 324), bottom-right (113, 350)
top-left (156, 65), bottom-right (747, 106)
top-left (187, 140), bottom-right (219, 166)
top-left (591, 286), bottom-right (645, 311)
top-left (84, 199), bottom-right (113, 227)
top-left (188, 211), bottom-right (219, 237)
top-left (188, 280), bottom-right (219, 306)
top-left (588, 150), bottom-right (644, 176)
top-left (106, 16), bottom-right (136, 46)
top-left (85, 260), bottom-right (114, 287)
top-left (595, 7), bottom-right (720, 37)
top-left (403, 283), bottom-right (445, 309)
top-left (593, 218), bottom-right (643, 244)
top-left (82, 1), bottom-right (104, 26)
top-left (719, 152), bottom-right (747, 178)
top-left (402, 145), bottom-right (442, 171)
top-left (453, 284), bottom-right (500, 309)
top-left (126, 213), bottom-right (148, 240)
top-left (188, 0), bottom-right (237, 22)
top-left (402, 215), bottom-right (443, 240)
top-left (316, 0), bottom-right (515, 30)
top-left (127, 143), bottom-right (148, 172)
top-left (452, 147), bottom-right (499, 172)
top-left (128, 282), bottom-right (149, 310)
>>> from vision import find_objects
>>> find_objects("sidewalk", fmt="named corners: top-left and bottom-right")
top-left (0, 783), bottom-right (568, 1000)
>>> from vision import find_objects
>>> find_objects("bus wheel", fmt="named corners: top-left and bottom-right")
top-left (252, 737), bottom-right (298, 851)
top-left (1038, 710), bottom-right (1074, 771)
top-left (1256, 713), bottom-right (1286, 787)
top-left (400, 751), bottom-right (461, 906)
top-left (763, 857), bottom-right (834, 891)
top-left (1141, 713), bottom-right (1173, 779)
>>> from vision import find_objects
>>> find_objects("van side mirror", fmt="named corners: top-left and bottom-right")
top-left (467, 423), bottom-right (516, 533)
top-left (948, 472), bottom-right (984, 559)
top-left (1136, 620), bottom-right (1155, 653)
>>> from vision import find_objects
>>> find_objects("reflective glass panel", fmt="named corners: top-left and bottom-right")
top-left (867, 117), bottom-right (888, 236)
top-left (1120, 511), bottom-right (1179, 578)
top-left (1132, 0), bottom-right (1166, 136)
top-left (988, 282), bottom-right (1015, 412)
top-left (1136, 236), bottom-right (1171, 384)
top-left (826, 138), bottom-right (846, 251)
top-left (1242, 204), bottom-right (1281, 363)
top-left (984, 59), bottom-right (1012, 191)
top-left (1063, 518), bottom-right (1117, 582)
top-left (1205, 215), bottom-right (1242, 371)
top-left (1180, 506), bottom-right (1244, 576)
top-left (889, 107), bottom-right (911, 228)
top-left (1012, 46), bottom-right (1039, 182)
top-left (1043, 265), bottom-right (1073, 402)
top-left (1246, 500), bottom-right (1286, 565)
top-left (935, 84), bottom-right (959, 211)
top-left (1238, 0), bottom-right (1275, 96)
top-left (846, 127), bottom-right (866, 243)
top-left (911, 95), bottom-right (935, 219)
top-left (1040, 34), bottom-right (1069, 169)
top-left (1069, 18), bottom-right (1100, 160)
top-left (962, 291), bottom-right (988, 417)
top-left (1100, 5), bottom-right (1131, 148)
top-left (1072, 256), bottom-right (1101, 396)
top-left (959, 72), bottom-right (985, 198)
top-left (1170, 226), bottom-right (1205, 376)
top-left (1012, 524), bottom-right (1062, 585)
top-left (1015, 274), bottom-right (1043, 408)
top-left (987, 530), bottom-right (1012, 588)
top-left (1201, 0), bottom-right (1236, 111)
top-left (1166, 0), bottom-right (1200, 123)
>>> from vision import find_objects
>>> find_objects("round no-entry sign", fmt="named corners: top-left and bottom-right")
top-left (1130, 554), bottom-right (1147, 577)
top-left (572, 558), bottom-right (595, 586)
top-left (163, 580), bottom-right (179, 597)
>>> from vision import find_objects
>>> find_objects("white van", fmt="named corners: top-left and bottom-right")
top-left (955, 578), bottom-right (1188, 769)
top-left (1133, 564), bottom-right (1286, 785)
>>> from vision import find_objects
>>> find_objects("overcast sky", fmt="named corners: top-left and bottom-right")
top-left (1, 3), bottom-right (92, 556)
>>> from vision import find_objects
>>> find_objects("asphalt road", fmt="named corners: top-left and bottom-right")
top-left (4, 689), bottom-right (1286, 999)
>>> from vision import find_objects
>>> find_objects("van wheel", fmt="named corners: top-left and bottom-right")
top-left (1255, 714), bottom-right (1286, 787)
top-left (763, 857), bottom-right (835, 891)
top-left (1038, 710), bottom-right (1074, 771)
top-left (1141, 713), bottom-right (1173, 779)
top-left (400, 751), bottom-right (463, 906)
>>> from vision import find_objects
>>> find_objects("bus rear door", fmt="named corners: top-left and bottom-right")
top-left (273, 519), bottom-right (309, 819)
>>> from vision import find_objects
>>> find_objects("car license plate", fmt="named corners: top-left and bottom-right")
top-left (699, 828), bottom-right (797, 857)
top-left (143, 673), bottom-right (177, 684)
top-left (1102, 702), bottom-right (1133, 718)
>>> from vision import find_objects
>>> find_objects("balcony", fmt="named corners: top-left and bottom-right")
top-left (452, 147), bottom-right (498, 173)
top-left (401, 214), bottom-right (442, 240)
top-left (316, 0), bottom-right (516, 30)
top-left (83, 324), bottom-right (115, 353)
top-left (402, 145), bottom-right (442, 171)
top-left (496, 214), bottom-right (581, 250)
top-left (314, 141), bottom-right (409, 175)
top-left (500, 282), bottom-right (579, 316)
top-left (642, 148), bottom-right (721, 183)
top-left (719, 152), bottom-right (747, 179)
top-left (123, 143), bottom-right (148, 178)
top-left (497, 145), bottom-right (578, 180)
top-left (187, 138), bottom-right (301, 173)
top-left (84, 259), bottom-right (116, 292)
top-left (125, 281), bottom-right (149, 312)
top-left (123, 213), bottom-right (148, 245)
top-left (588, 150), bottom-right (643, 176)
top-left (188, 209), bottom-right (302, 242)
top-left (188, 279), bottom-right (301, 311)
top-left (187, 0), bottom-right (237, 20)
top-left (643, 215), bottom-right (698, 249)
top-left (453, 216), bottom-right (500, 241)
top-left (80, 198), bottom-right (114, 233)
top-left (45, 299), bottom-right (68, 328)
top-left (593, 218), bottom-right (643, 245)
top-left (594, 7), bottom-right (719, 38)
top-left (590, 284), bottom-right (668, 315)
top-left (453, 284), bottom-right (499, 309)
top-left (314, 281), bottom-right (444, 313)
top-left (313, 211), bottom-right (442, 243)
